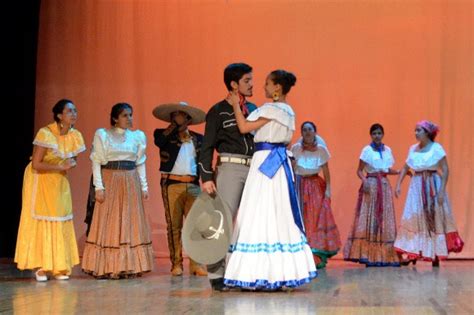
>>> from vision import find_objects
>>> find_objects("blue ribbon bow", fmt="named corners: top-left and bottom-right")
top-left (255, 142), bottom-right (305, 235)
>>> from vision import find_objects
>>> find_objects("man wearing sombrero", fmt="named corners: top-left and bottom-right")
top-left (153, 101), bottom-right (207, 277)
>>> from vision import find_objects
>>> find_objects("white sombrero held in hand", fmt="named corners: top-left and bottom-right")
top-left (152, 101), bottom-right (206, 125)
top-left (182, 192), bottom-right (232, 265)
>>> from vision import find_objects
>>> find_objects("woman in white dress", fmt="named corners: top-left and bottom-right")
top-left (223, 70), bottom-right (317, 290)
top-left (394, 120), bottom-right (464, 266)
top-left (82, 103), bottom-right (154, 278)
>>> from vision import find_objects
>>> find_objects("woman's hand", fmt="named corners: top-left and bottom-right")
top-left (324, 188), bottom-right (331, 199)
top-left (95, 189), bottom-right (106, 203)
top-left (228, 91), bottom-right (241, 108)
top-left (395, 185), bottom-right (401, 198)
top-left (362, 179), bottom-right (370, 193)
top-left (61, 158), bottom-right (77, 171)
top-left (437, 193), bottom-right (445, 205)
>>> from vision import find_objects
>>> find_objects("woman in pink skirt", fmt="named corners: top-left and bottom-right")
top-left (82, 103), bottom-right (154, 278)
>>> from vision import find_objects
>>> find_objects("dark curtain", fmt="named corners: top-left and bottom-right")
top-left (1, 0), bottom-right (41, 258)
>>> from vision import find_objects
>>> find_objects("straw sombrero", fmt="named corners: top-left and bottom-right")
top-left (182, 192), bottom-right (232, 265)
top-left (152, 101), bottom-right (206, 125)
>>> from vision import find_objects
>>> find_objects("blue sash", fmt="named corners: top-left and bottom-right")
top-left (255, 142), bottom-right (305, 234)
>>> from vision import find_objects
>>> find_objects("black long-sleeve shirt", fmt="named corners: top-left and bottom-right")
top-left (198, 99), bottom-right (257, 182)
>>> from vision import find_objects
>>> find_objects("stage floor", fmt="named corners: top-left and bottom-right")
top-left (0, 259), bottom-right (472, 314)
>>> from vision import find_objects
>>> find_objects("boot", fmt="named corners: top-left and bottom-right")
top-left (210, 278), bottom-right (229, 292)
top-left (171, 265), bottom-right (183, 276)
top-left (189, 259), bottom-right (207, 276)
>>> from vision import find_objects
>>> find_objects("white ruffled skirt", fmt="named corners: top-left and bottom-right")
top-left (223, 150), bottom-right (317, 290)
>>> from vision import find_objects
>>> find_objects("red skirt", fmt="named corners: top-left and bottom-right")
top-left (297, 174), bottom-right (341, 268)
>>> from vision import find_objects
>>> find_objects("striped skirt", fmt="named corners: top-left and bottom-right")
top-left (82, 168), bottom-right (154, 278)
top-left (344, 174), bottom-right (400, 266)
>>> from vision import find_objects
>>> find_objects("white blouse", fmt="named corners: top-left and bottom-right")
top-left (406, 142), bottom-right (446, 171)
top-left (291, 142), bottom-right (330, 176)
top-left (247, 102), bottom-right (295, 143)
top-left (90, 128), bottom-right (148, 191)
top-left (360, 145), bottom-right (395, 173)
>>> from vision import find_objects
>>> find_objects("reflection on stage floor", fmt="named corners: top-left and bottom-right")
top-left (1, 259), bottom-right (473, 314)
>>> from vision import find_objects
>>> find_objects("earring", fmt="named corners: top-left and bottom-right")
top-left (60, 123), bottom-right (64, 129)
top-left (272, 92), bottom-right (280, 102)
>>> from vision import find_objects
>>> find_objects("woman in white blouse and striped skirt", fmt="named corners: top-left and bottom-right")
top-left (344, 123), bottom-right (401, 267)
top-left (82, 103), bottom-right (154, 279)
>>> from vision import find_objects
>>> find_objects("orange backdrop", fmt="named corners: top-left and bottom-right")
top-left (34, 0), bottom-right (473, 258)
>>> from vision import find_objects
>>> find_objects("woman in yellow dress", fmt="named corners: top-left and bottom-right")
top-left (14, 99), bottom-right (86, 281)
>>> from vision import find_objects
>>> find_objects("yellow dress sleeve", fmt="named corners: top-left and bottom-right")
top-left (37, 123), bottom-right (86, 159)
top-left (61, 128), bottom-right (86, 157)
top-left (33, 127), bottom-right (58, 150)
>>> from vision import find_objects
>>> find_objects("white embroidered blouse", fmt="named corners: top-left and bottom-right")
top-left (291, 142), bottom-right (330, 176)
top-left (90, 127), bottom-right (148, 191)
top-left (406, 142), bottom-right (446, 171)
top-left (359, 145), bottom-right (395, 173)
top-left (247, 102), bottom-right (295, 143)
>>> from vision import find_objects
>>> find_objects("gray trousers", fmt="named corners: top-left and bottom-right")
top-left (207, 156), bottom-right (250, 280)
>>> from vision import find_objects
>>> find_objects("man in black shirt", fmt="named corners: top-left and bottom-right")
top-left (198, 63), bottom-right (256, 291)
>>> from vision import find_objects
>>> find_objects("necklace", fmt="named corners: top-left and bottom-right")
top-left (109, 128), bottom-right (127, 143)
top-left (417, 141), bottom-right (433, 152)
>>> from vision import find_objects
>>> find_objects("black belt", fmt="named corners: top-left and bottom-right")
top-left (102, 161), bottom-right (136, 170)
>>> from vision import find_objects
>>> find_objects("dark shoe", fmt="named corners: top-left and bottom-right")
top-left (210, 278), bottom-right (229, 292)
top-left (401, 259), bottom-right (417, 266)
top-left (432, 257), bottom-right (440, 267)
top-left (241, 288), bottom-right (256, 292)
top-left (261, 287), bottom-right (283, 292)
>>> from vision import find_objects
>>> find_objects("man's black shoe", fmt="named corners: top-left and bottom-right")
top-left (210, 278), bottom-right (229, 292)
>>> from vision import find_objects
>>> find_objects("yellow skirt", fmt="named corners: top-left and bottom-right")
top-left (14, 163), bottom-right (79, 275)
